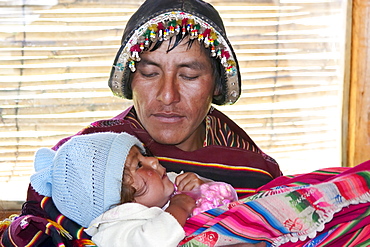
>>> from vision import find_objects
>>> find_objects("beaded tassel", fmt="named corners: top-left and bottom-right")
top-left (190, 23), bottom-right (200, 40)
top-left (181, 18), bottom-right (188, 37)
top-left (130, 44), bottom-right (141, 62)
top-left (157, 22), bottom-right (165, 41)
top-left (221, 50), bottom-right (230, 67)
top-left (129, 60), bottom-right (136, 72)
top-left (149, 24), bottom-right (157, 42)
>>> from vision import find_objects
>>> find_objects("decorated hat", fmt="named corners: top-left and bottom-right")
top-left (108, 0), bottom-right (241, 105)
top-left (30, 132), bottom-right (145, 228)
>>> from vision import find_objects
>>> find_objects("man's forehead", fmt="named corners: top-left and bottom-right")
top-left (139, 46), bottom-right (210, 70)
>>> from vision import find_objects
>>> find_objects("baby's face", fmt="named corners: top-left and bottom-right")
top-left (124, 146), bottom-right (175, 208)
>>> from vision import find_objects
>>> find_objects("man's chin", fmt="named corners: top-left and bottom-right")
top-left (154, 136), bottom-right (184, 146)
top-left (151, 131), bottom-right (187, 144)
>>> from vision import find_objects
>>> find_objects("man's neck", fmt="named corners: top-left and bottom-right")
top-left (175, 122), bottom-right (206, 152)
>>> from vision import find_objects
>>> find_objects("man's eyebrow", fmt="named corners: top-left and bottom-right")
top-left (140, 58), bottom-right (159, 67)
top-left (178, 61), bottom-right (206, 70)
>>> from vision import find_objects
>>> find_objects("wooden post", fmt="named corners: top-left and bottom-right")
top-left (347, 0), bottom-right (370, 167)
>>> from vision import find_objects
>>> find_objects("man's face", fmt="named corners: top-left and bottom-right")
top-left (131, 39), bottom-right (216, 151)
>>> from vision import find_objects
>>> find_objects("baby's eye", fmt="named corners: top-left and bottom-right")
top-left (136, 162), bottom-right (143, 170)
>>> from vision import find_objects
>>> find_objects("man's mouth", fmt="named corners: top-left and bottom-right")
top-left (152, 112), bottom-right (184, 123)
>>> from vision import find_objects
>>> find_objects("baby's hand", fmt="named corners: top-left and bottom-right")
top-left (170, 194), bottom-right (196, 213)
top-left (166, 194), bottom-right (196, 226)
top-left (175, 172), bottom-right (205, 191)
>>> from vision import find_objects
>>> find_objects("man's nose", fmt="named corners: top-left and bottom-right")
top-left (156, 74), bottom-right (180, 105)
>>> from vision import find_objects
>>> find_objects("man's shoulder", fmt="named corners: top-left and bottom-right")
top-left (208, 107), bottom-right (245, 134)
top-left (53, 106), bottom-right (140, 150)
top-left (86, 105), bottom-right (140, 130)
top-left (207, 107), bottom-right (258, 148)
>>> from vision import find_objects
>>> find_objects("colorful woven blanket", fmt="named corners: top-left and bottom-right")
top-left (180, 160), bottom-right (370, 247)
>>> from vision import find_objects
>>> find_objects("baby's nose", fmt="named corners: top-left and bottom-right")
top-left (147, 156), bottom-right (161, 169)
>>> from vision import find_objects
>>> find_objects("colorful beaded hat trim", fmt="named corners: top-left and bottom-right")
top-left (110, 11), bottom-right (240, 105)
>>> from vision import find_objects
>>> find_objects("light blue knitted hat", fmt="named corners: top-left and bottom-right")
top-left (30, 132), bottom-right (145, 228)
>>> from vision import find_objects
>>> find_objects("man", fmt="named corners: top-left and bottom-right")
top-left (20, 0), bottom-right (282, 244)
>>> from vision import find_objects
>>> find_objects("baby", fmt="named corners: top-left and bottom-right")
top-left (30, 132), bottom-right (236, 247)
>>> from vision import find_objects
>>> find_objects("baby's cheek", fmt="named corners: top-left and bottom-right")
top-left (145, 170), bottom-right (154, 177)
